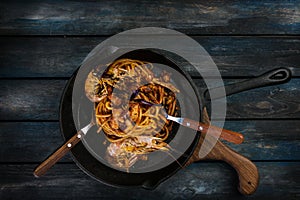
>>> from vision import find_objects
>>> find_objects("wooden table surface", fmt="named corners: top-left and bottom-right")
top-left (0, 1), bottom-right (299, 199)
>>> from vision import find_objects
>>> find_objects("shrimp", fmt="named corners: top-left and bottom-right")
top-left (105, 136), bottom-right (169, 171)
top-left (85, 70), bottom-right (107, 102)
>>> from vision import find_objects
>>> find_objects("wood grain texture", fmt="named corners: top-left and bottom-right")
top-left (0, 0), bottom-right (299, 198)
top-left (33, 131), bottom-right (82, 177)
top-left (0, 163), bottom-right (298, 199)
top-left (0, 80), bottom-right (67, 120)
top-left (195, 78), bottom-right (300, 119)
top-left (0, 37), bottom-right (300, 78)
top-left (0, 120), bottom-right (299, 163)
top-left (181, 118), bottom-right (244, 144)
top-left (0, 0), bottom-right (299, 35)
top-left (0, 122), bottom-right (72, 163)
top-left (186, 107), bottom-right (259, 195)
top-left (0, 78), bottom-right (299, 120)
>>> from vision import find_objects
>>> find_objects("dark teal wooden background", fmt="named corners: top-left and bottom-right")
top-left (0, 1), bottom-right (299, 199)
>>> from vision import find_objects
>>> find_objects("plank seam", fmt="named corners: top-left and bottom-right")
top-left (0, 34), bottom-right (300, 37)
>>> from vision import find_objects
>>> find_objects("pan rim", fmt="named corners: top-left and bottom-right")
top-left (59, 49), bottom-right (203, 189)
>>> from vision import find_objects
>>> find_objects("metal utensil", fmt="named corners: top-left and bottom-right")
top-left (135, 99), bottom-right (244, 144)
top-left (59, 49), bottom-right (291, 192)
top-left (33, 122), bottom-right (94, 177)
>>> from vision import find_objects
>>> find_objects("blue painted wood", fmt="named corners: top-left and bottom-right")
top-left (0, 80), bottom-right (67, 120)
top-left (0, 1), bottom-right (299, 35)
top-left (0, 162), bottom-right (298, 199)
top-left (0, 122), bottom-right (72, 163)
top-left (224, 120), bottom-right (300, 161)
top-left (1, 79), bottom-right (299, 120)
top-left (199, 78), bottom-right (300, 119)
top-left (0, 0), bottom-right (299, 198)
top-left (0, 37), bottom-right (299, 78)
top-left (0, 121), bottom-right (298, 162)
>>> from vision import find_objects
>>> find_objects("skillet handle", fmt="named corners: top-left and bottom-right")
top-left (33, 131), bottom-right (82, 177)
top-left (205, 68), bottom-right (291, 100)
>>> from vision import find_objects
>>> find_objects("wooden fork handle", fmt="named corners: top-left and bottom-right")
top-left (182, 118), bottom-right (244, 144)
top-left (33, 131), bottom-right (82, 177)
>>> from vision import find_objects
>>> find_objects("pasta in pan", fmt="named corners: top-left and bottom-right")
top-left (85, 59), bottom-right (180, 170)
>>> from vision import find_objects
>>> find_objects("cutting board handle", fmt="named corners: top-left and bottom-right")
top-left (186, 107), bottom-right (259, 195)
top-left (209, 141), bottom-right (259, 195)
top-left (187, 139), bottom-right (259, 195)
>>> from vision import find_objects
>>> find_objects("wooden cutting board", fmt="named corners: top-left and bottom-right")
top-left (185, 107), bottom-right (259, 195)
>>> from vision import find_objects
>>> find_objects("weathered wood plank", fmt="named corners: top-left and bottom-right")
top-left (224, 120), bottom-right (300, 160)
top-left (0, 122), bottom-right (72, 163)
top-left (0, 79), bottom-right (299, 120)
top-left (0, 80), bottom-right (67, 120)
top-left (210, 78), bottom-right (300, 119)
top-left (0, 36), bottom-right (299, 78)
top-left (0, 0), bottom-right (299, 35)
top-left (0, 121), bottom-right (298, 163)
top-left (0, 162), bottom-right (299, 199)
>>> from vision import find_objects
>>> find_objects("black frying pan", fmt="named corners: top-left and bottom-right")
top-left (59, 49), bottom-right (291, 190)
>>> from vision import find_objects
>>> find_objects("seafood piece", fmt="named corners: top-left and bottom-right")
top-left (105, 136), bottom-right (168, 171)
top-left (85, 70), bottom-right (107, 102)
top-left (86, 59), bottom-right (179, 170)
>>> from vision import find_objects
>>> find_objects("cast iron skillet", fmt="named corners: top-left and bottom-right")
top-left (60, 49), bottom-right (291, 191)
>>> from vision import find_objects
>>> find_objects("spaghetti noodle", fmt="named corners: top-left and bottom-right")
top-left (85, 58), bottom-right (179, 169)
